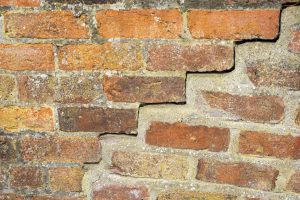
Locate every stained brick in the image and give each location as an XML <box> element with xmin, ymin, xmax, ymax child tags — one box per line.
<box><xmin>147</xmin><ymin>44</ymin><xmax>234</xmax><ymax>72</ymax></box>
<box><xmin>18</xmin><ymin>75</ymin><xmax>55</xmax><ymax>104</ymax></box>
<box><xmin>58</xmin><ymin>107</ymin><xmax>137</xmax><ymax>133</ymax></box>
<box><xmin>0</xmin><ymin>107</ymin><xmax>54</xmax><ymax>132</ymax></box>
<box><xmin>146</xmin><ymin>122</ymin><xmax>230</xmax><ymax>151</ymax></box>
<box><xmin>56</xmin><ymin>76</ymin><xmax>101</xmax><ymax>104</ymax></box>
<box><xmin>239</xmin><ymin>131</ymin><xmax>300</xmax><ymax>159</ymax></box>
<box><xmin>4</xmin><ymin>11</ymin><xmax>89</xmax><ymax>39</ymax></box>
<box><xmin>188</xmin><ymin>9</ymin><xmax>280</xmax><ymax>40</ymax></box>
<box><xmin>93</xmin><ymin>184</ymin><xmax>149</xmax><ymax>200</ymax></box>
<box><xmin>246</xmin><ymin>63</ymin><xmax>300</xmax><ymax>90</ymax></box>
<box><xmin>289</xmin><ymin>29</ymin><xmax>300</xmax><ymax>53</ymax></box>
<box><xmin>49</xmin><ymin>167</ymin><xmax>84</xmax><ymax>192</ymax></box>
<box><xmin>32</xmin><ymin>195</ymin><xmax>84</xmax><ymax>200</ymax></box>
<box><xmin>0</xmin><ymin>0</ymin><xmax>39</xmax><ymax>7</ymax></box>
<box><xmin>96</xmin><ymin>9</ymin><xmax>182</xmax><ymax>39</ymax></box>
<box><xmin>0</xmin><ymin>75</ymin><xmax>15</xmax><ymax>101</ymax></box>
<box><xmin>196</xmin><ymin>159</ymin><xmax>279</xmax><ymax>191</ymax></box>
<box><xmin>58</xmin><ymin>43</ymin><xmax>143</xmax><ymax>71</ymax></box>
<box><xmin>111</xmin><ymin>151</ymin><xmax>189</xmax><ymax>180</ymax></box>
<box><xmin>0</xmin><ymin>194</ymin><xmax>25</xmax><ymax>200</ymax></box>
<box><xmin>103</xmin><ymin>76</ymin><xmax>185</xmax><ymax>103</ymax></box>
<box><xmin>296</xmin><ymin>108</ymin><xmax>300</xmax><ymax>126</ymax></box>
<box><xmin>202</xmin><ymin>91</ymin><xmax>284</xmax><ymax>123</ymax></box>
<box><xmin>0</xmin><ymin>135</ymin><xmax>17</xmax><ymax>162</ymax></box>
<box><xmin>286</xmin><ymin>171</ymin><xmax>300</xmax><ymax>193</ymax></box>
<box><xmin>0</xmin><ymin>44</ymin><xmax>54</xmax><ymax>71</ymax></box>
<box><xmin>21</xmin><ymin>135</ymin><xmax>101</xmax><ymax>163</ymax></box>
<box><xmin>157</xmin><ymin>190</ymin><xmax>237</xmax><ymax>200</ymax></box>
<box><xmin>10</xmin><ymin>166</ymin><xmax>44</xmax><ymax>189</ymax></box>
<box><xmin>0</xmin><ymin>169</ymin><xmax>8</xmax><ymax>189</ymax></box>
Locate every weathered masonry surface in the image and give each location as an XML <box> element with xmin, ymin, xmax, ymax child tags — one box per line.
<box><xmin>0</xmin><ymin>0</ymin><xmax>300</xmax><ymax>200</ymax></box>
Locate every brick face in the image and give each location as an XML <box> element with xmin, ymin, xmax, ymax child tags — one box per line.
<box><xmin>0</xmin><ymin>0</ymin><xmax>39</xmax><ymax>7</ymax></box>
<box><xmin>196</xmin><ymin>159</ymin><xmax>279</xmax><ymax>191</ymax></box>
<box><xmin>0</xmin><ymin>107</ymin><xmax>54</xmax><ymax>132</ymax></box>
<box><xmin>103</xmin><ymin>76</ymin><xmax>186</xmax><ymax>103</ymax></box>
<box><xmin>0</xmin><ymin>135</ymin><xmax>17</xmax><ymax>161</ymax></box>
<box><xmin>93</xmin><ymin>184</ymin><xmax>149</xmax><ymax>200</ymax></box>
<box><xmin>111</xmin><ymin>151</ymin><xmax>189</xmax><ymax>180</ymax></box>
<box><xmin>96</xmin><ymin>9</ymin><xmax>182</xmax><ymax>39</ymax></box>
<box><xmin>21</xmin><ymin>135</ymin><xmax>101</xmax><ymax>163</ymax></box>
<box><xmin>32</xmin><ymin>196</ymin><xmax>84</xmax><ymax>200</ymax></box>
<box><xmin>246</xmin><ymin>63</ymin><xmax>300</xmax><ymax>90</ymax></box>
<box><xmin>146</xmin><ymin>122</ymin><xmax>230</xmax><ymax>151</ymax></box>
<box><xmin>188</xmin><ymin>9</ymin><xmax>280</xmax><ymax>40</ymax></box>
<box><xmin>202</xmin><ymin>91</ymin><xmax>285</xmax><ymax>123</ymax></box>
<box><xmin>9</xmin><ymin>166</ymin><xmax>44</xmax><ymax>189</ymax></box>
<box><xmin>286</xmin><ymin>171</ymin><xmax>300</xmax><ymax>193</ymax></box>
<box><xmin>0</xmin><ymin>44</ymin><xmax>54</xmax><ymax>71</ymax></box>
<box><xmin>147</xmin><ymin>44</ymin><xmax>234</xmax><ymax>72</ymax></box>
<box><xmin>58</xmin><ymin>107</ymin><xmax>137</xmax><ymax>133</ymax></box>
<box><xmin>4</xmin><ymin>11</ymin><xmax>89</xmax><ymax>39</ymax></box>
<box><xmin>0</xmin><ymin>194</ymin><xmax>25</xmax><ymax>200</ymax></box>
<box><xmin>239</xmin><ymin>131</ymin><xmax>300</xmax><ymax>159</ymax></box>
<box><xmin>58</xmin><ymin>43</ymin><xmax>143</xmax><ymax>71</ymax></box>
<box><xmin>157</xmin><ymin>190</ymin><xmax>237</xmax><ymax>200</ymax></box>
<box><xmin>0</xmin><ymin>75</ymin><xmax>15</xmax><ymax>101</ymax></box>
<box><xmin>48</xmin><ymin>167</ymin><xmax>84</xmax><ymax>192</ymax></box>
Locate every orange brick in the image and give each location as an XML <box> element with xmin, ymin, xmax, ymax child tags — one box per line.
<box><xmin>239</xmin><ymin>131</ymin><xmax>300</xmax><ymax>159</ymax></box>
<box><xmin>0</xmin><ymin>107</ymin><xmax>54</xmax><ymax>132</ymax></box>
<box><xmin>4</xmin><ymin>11</ymin><xmax>89</xmax><ymax>39</ymax></box>
<box><xmin>96</xmin><ymin>9</ymin><xmax>182</xmax><ymax>39</ymax></box>
<box><xmin>49</xmin><ymin>167</ymin><xmax>84</xmax><ymax>192</ymax></box>
<box><xmin>0</xmin><ymin>194</ymin><xmax>25</xmax><ymax>200</ymax></box>
<box><xmin>188</xmin><ymin>9</ymin><xmax>280</xmax><ymax>40</ymax></box>
<box><xmin>0</xmin><ymin>44</ymin><xmax>54</xmax><ymax>71</ymax></box>
<box><xmin>0</xmin><ymin>0</ymin><xmax>39</xmax><ymax>7</ymax></box>
<box><xmin>58</xmin><ymin>43</ymin><xmax>143</xmax><ymax>71</ymax></box>
<box><xmin>157</xmin><ymin>190</ymin><xmax>237</xmax><ymax>200</ymax></box>
<box><xmin>0</xmin><ymin>75</ymin><xmax>16</xmax><ymax>101</ymax></box>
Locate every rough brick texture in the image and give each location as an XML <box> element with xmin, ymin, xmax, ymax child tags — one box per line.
<box><xmin>4</xmin><ymin>11</ymin><xmax>89</xmax><ymax>39</ymax></box>
<box><xmin>147</xmin><ymin>44</ymin><xmax>234</xmax><ymax>72</ymax></box>
<box><xmin>188</xmin><ymin>10</ymin><xmax>280</xmax><ymax>40</ymax></box>
<box><xmin>103</xmin><ymin>76</ymin><xmax>185</xmax><ymax>103</ymax></box>
<box><xmin>202</xmin><ymin>91</ymin><xmax>285</xmax><ymax>123</ymax></box>
<box><xmin>0</xmin><ymin>1</ymin><xmax>299</xmax><ymax>200</ymax></box>
<box><xmin>146</xmin><ymin>122</ymin><xmax>230</xmax><ymax>151</ymax></box>
<box><xmin>196</xmin><ymin>159</ymin><xmax>279</xmax><ymax>191</ymax></box>
<box><xmin>93</xmin><ymin>184</ymin><xmax>149</xmax><ymax>200</ymax></box>
<box><xmin>0</xmin><ymin>44</ymin><xmax>54</xmax><ymax>71</ymax></box>
<box><xmin>96</xmin><ymin>9</ymin><xmax>182</xmax><ymax>39</ymax></box>
<box><xmin>239</xmin><ymin>131</ymin><xmax>300</xmax><ymax>159</ymax></box>
<box><xmin>21</xmin><ymin>135</ymin><xmax>101</xmax><ymax>163</ymax></box>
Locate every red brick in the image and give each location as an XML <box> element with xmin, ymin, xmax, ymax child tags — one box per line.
<box><xmin>188</xmin><ymin>9</ymin><xmax>280</xmax><ymax>40</ymax></box>
<box><xmin>0</xmin><ymin>0</ymin><xmax>39</xmax><ymax>7</ymax></box>
<box><xmin>0</xmin><ymin>194</ymin><xmax>24</xmax><ymax>200</ymax></box>
<box><xmin>103</xmin><ymin>76</ymin><xmax>185</xmax><ymax>103</ymax></box>
<box><xmin>111</xmin><ymin>151</ymin><xmax>189</xmax><ymax>180</ymax></box>
<box><xmin>289</xmin><ymin>29</ymin><xmax>300</xmax><ymax>53</ymax></box>
<box><xmin>0</xmin><ymin>44</ymin><xmax>54</xmax><ymax>71</ymax></box>
<box><xmin>196</xmin><ymin>159</ymin><xmax>279</xmax><ymax>191</ymax></box>
<box><xmin>147</xmin><ymin>44</ymin><xmax>233</xmax><ymax>72</ymax></box>
<box><xmin>93</xmin><ymin>184</ymin><xmax>149</xmax><ymax>200</ymax></box>
<box><xmin>9</xmin><ymin>166</ymin><xmax>44</xmax><ymax>189</ymax></box>
<box><xmin>0</xmin><ymin>135</ymin><xmax>17</xmax><ymax>162</ymax></box>
<box><xmin>4</xmin><ymin>11</ymin><xmax>89</xmax><ymax>39</ymax></box>
<box><xmin>58</xmin><ymin>107</ymin><xmax>137</xmax><ymax>133</ymax></box>
<box><xmin>239</xmin><ymin>131</ymin><xmax>300</xmax><ymax>159</ymax></box>
<box><xmin>286</xmin><ymin>171</ymin><xmax>300</xmax><ymax>193</ymax></box>
<box><xmin>96</xmin><ymin>9</ymin><xmax>182</xmax><ymax>39</ymax></box>
<box><xmin>56</xmin><ymin>75</ymin><xmax>102</xmax><ymax>104</ymax></box>
<box><xmin>0</xmin><ymin>75</ymin><xmax>16</xmax><ymax>101</ymax></box>
<box><xmin>32</xmin><ymin>195</ymin><xmax>84</xmax><ymax>200</ymax></box>
<box><xmin>18</xmin><ymin>75</ymin><xmax>55</xmax><ymax>104</ymax></box>
<box><xmin>247</xmin><ymin>63</ymin><xmax>300</xmax><ymax>90</ymax></box>
<box><xmin>21</xmin><ymin>135</ymin><xmax>101</xmax><ymax>163</ymax></box>
<box><xmin>202</xmin><ymin>91</ymin><xmax>284</xmax><ymax>123</ymax></box>
<box><xmin>0</xmin><ymin>107</ymin><xmax>54</xmax><ymax>132</ymax></box>
<box><xmin>48</xmin><ymin>167</ymin><xmax>84</xmax><ymax>192</ymax></box>
<box><xmin>157</xmin><ymin>190</ymin><xmax>237</xmax><ymax>200</ymax></box>
<box><xmin>58</xmin><ymin>43</ymin><xmax>143</xmax><ymax>71</ymax></box>
<box><xmin>146</xmin><ymin>122</ymin><xmax>230</xmax><ymax>151</ymax></box>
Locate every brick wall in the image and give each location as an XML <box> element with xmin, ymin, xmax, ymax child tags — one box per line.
<box><xmin>0</xmin><ymin>0</ymin><xmax>299</xmax><ymax>200</ymax></box>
